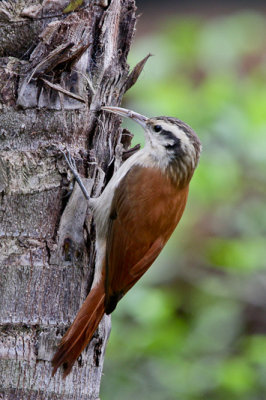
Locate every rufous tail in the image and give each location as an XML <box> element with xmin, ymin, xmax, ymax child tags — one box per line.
<box><xmin>52</xmin><ymin>277</ymin><xmax>105</xmax><ymax>377</ymax></box>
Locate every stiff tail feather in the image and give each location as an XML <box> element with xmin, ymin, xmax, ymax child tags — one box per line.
<box><xmin>52</xmin><ymin>277</ymin><xmax>105</xmax><ymax>377</ymax></box>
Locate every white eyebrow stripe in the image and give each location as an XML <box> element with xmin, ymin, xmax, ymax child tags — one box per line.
<box><xmin>157</xmin><ymin>120</ymin><xmax>191</xmax><ymax>146</ymax></box>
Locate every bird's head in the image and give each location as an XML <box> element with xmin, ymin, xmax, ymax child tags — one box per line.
<box><xmin>102</xmin><ymin>106</ymin><xmax>201</xmax><ymax>186</ymax></box>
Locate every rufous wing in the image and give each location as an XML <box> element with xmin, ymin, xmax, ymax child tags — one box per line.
<box><xmin>104</xmin><ymin>165</ymin><xmax>189</xmax><ymax>314</ymax></box>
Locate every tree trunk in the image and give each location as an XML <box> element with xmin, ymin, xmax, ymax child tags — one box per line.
<box><xmin>0</xmin><ymin>0</ymin><xmax>139</xmax><ymax>398</ymax></box>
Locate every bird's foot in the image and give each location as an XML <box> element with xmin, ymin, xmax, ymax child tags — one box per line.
<box><xmin>61</xmin><ymin>150</ymin><xmax>90</xmax><ymax>201</ymax></box>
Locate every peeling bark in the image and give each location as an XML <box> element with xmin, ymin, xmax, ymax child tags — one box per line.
<box><xmin>0</xmin><ymin>0</ymin><xmax>140</xmax><ymax>398</ymax></box>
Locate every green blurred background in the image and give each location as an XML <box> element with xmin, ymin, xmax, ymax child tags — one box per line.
<box><xmin>101</xmin><ymin>2</ymin><xmax>266</xmax><ymax>399</ymax></box>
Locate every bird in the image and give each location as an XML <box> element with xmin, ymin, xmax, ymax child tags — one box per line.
<box><xmin>52</xmin><ymin>106</ymin><xmax>201</xmax><ymax>377</ymax></box>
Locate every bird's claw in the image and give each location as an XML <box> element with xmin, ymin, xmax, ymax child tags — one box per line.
<box><xmin>61</xmin><ymin>149</ymin><xmax>90</xmax><ymax>201</ymax></box>
<box><xmin>61</xmin><ymin>150</ymin><xmax>78</xmax><ymax>176</ymax></box>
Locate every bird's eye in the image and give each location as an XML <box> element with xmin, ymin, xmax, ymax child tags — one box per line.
<box><xmin>154</xmin><ymin>125</ymin><xmax>162</xmax><ymax>132</ymax></box>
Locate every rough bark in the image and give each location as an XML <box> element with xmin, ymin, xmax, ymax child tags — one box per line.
<box><xmin>0</xmin><ymin>0</ymin><xmax>142</xmax><ymax>398</ymax></box>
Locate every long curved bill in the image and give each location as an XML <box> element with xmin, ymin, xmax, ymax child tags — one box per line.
<box><xmin>101</xmin><ymin>106</ymin><xmax>148</xmax><ymax>129</ymax></box>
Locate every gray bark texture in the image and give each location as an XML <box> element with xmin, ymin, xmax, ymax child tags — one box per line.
<box><xmin>0</xmin><ymin>0</ymin><xmax>145</xmax><ymax>398</ymax></box>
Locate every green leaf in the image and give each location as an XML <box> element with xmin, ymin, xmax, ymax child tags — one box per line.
<box><xmin>219</xmin><ymin>358</ymin><xmax>255</xmax><ymax>394</ymax></box>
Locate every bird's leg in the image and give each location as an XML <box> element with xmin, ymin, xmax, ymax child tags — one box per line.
<box><xmin>62</xmin><ymin>150</ymin><xmax>90</xmax><ymax>201</ymax></box>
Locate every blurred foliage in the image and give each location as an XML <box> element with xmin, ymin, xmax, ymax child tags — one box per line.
<box><xmin>101</xmin><ymin>11</ymin><xmax>266</xmax><ymax>400</ymax></box>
